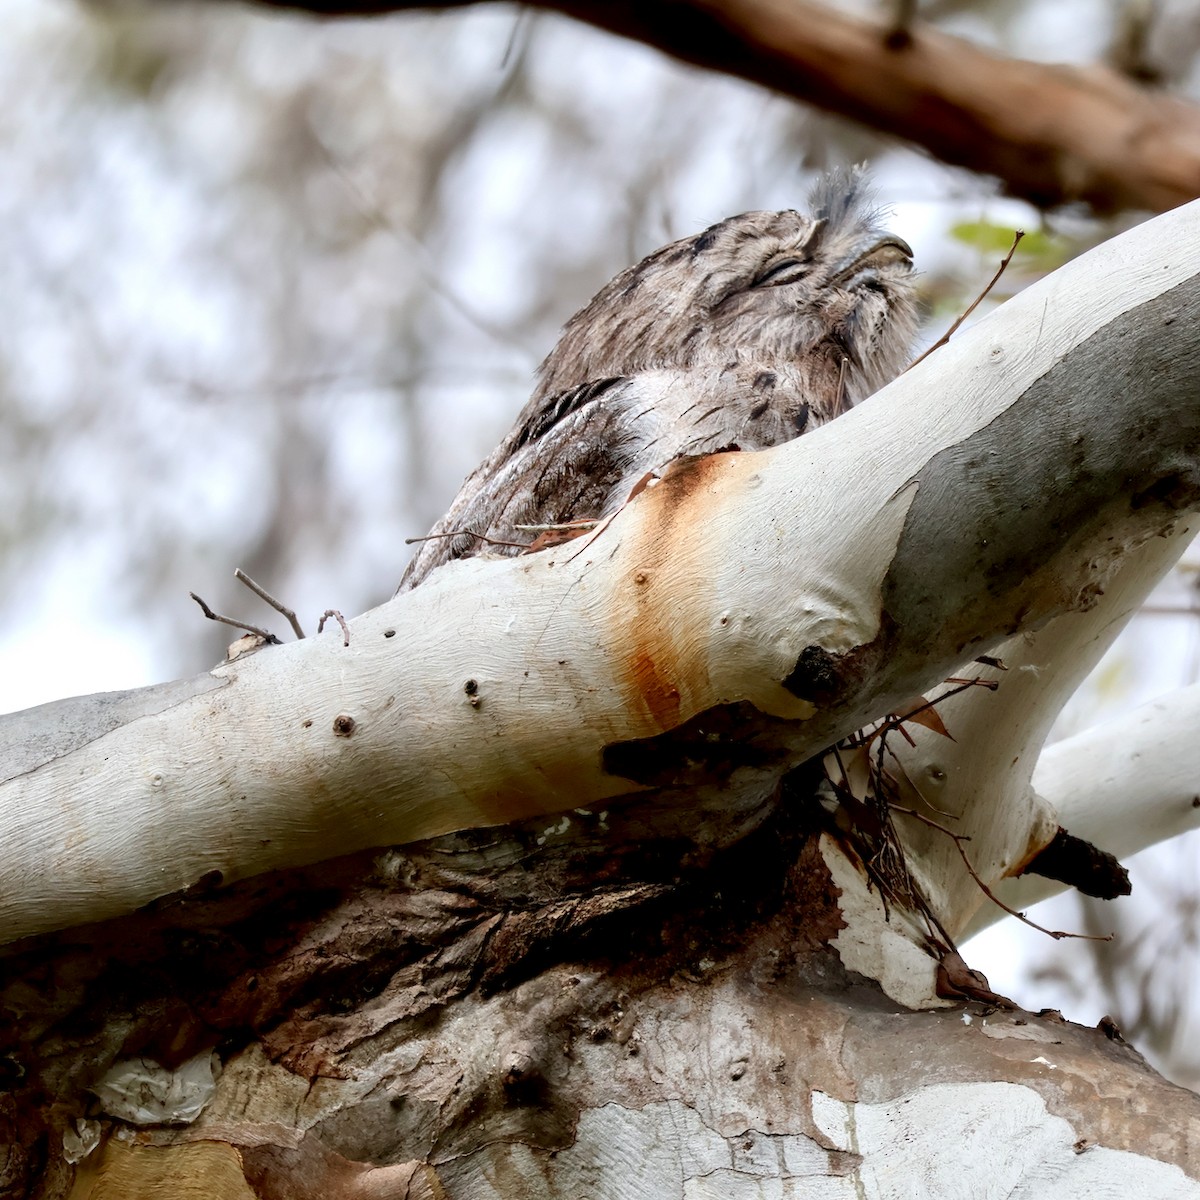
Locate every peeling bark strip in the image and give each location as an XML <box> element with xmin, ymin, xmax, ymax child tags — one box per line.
<box><xmin>2</xmin><ymin>203</ymin><xmax>1200</xmax><ymax>945</ymax></box>
<box><xmin>220</xmin><ymin>0</ymin><xmax>1200</xmax><ymax>213</ymax></box>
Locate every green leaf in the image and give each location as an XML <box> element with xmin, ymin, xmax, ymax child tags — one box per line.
<box><xmin>950</xmin><ymin>220</ymin><xmax>1068</xmax><ymax>270</ymax></box>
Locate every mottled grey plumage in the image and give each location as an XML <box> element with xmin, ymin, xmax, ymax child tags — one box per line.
<box><xmin>400</xmin><ymin>170</ymin><xmax>917</xmax><ymax>591</ymax></box>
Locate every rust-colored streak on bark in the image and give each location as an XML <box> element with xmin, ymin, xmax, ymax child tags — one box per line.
<box><xmin>629</xmin><ymin>645</ymin><xmax>682</xmax><ymax>729</ymax></box>
<box><xmin>617</xmin><ymin>452</ymin><xmax>736</xmax><ymax>731</ymax></box>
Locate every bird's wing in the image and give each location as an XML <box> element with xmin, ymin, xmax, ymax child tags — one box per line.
<box><xmin>510</xmin><ymin>376</ymin><xmax>627</xmax><ymax>453</ymax></box>
<box><xmin>398</xmin><ymin>361</ymin><xmax>819</xmax><ymax>591</ymax></box>
<box><xmin>398</xmin><ymin>376</ymin><xmax>639</xmax><ymax>590</ymax></box>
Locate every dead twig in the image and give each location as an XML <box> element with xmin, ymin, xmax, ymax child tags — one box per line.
<box><xmin>889</xmin><ymin>803</ymin><xmax>1113</xmax><ymax>942</ymax></box>
<box><xmin>826</xmin><ymin>661</ymin><xmax>1108</xmax><ymax>946</ymax></box>
<box><xmin>850</xmin><ymin>674</ymin><xmax>999</xmax><ymax>750</ymax></box>
<box><xmin>907</xmin><ymin>229</ymin><xmax>1025</xmax><ymax>370</ymax></box>
<box><xmin>318</xmin><ymin>609</ymin><xmax>351</xmax><ymax>647</ymax></box>
<box><xmin>235</xmin><ymin>568</ymin><xmax>306</xmax><ymax>640</ymax></box>
<box><xmin>878</xmin><ymin>737</ymin><xmax>959</xmax><ymax>819</ymax></box>
<box><xmin>513</xmin><ymin>520</ymin><xmax>601</xmax><ymax>533</ymax></box>
<box><xmin>188</xmin><ymin>592</ymin><xmax>281</xmax><ymax>644</ymax></box>
<box><xmin>405</xmin><ymin>528</ymin><xmax>530</xmax><ymax>551</ymax></box>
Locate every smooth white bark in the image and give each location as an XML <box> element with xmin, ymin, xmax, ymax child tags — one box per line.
<box><xmin>873</xmin><ymin>523</ymin><xmax>1196</xmax><ymax>953</ymax></box>
<box><xmin>3</xmin><ymin>199</ymin><xmax>1200</xmax><ymax>951</ymax></box>
<box><xmin>1037</xmin><ymin>684</ymin><xmax>1200</xmax><ymax>860</ymax></box>
<box><xmin>958</xmin><ymin>682</ymin><xmax>1200</xmax><ymax>930</ymax></box>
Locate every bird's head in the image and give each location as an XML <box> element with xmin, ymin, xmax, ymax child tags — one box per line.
<box><xmin>534</xmin><ymin>169</ymin><xmax>917</xmax><ymax>409</ymax></box>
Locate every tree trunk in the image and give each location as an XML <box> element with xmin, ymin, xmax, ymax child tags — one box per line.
<box><xmin>4</xmin><ymin>199</ymin><xmax>1200</xmax><ymax>1199</ymax></box>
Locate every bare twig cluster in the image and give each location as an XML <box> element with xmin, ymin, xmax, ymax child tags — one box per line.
<box><xmin>823</xmin><ymin>668</ymin><xmax>1111</xmax><ymax>948</ymax></box>
<box><xmin>190</xmin><ymin>570</ymin><xmax>351</xmax><ymax>650</ymax></box>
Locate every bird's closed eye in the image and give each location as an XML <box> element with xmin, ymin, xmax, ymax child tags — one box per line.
<box><xmin>753</xmin><ymin>258</ymin><xmax>808</xmax><ymax>287</ymax></box>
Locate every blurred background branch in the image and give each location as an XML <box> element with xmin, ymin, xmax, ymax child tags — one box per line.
<box><xmin>222</xmin><ymin>0</ymin><xmax>1200</xmax><ymax>213</ymax></box>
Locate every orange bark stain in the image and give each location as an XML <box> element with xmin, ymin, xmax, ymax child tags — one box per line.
<box><xmin>615</xmin><ymin>450</ymin><xmax>744</xmax><ymax>732</ymax></box>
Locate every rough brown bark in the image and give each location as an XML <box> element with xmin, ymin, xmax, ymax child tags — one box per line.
<box><xmin>6</xmin><ymin>778</ymin><xmax>1199</xmax><ymax>1198</ymax></box>
<box><xmin>214</xmin><ymin>0</ymin><xmax>1200</xmax><ymax>213</ymax></box>
<box><xmin>0</xmin><ymin>768</ymin><xmax>809</xmax><ymax>1196</ymax></box>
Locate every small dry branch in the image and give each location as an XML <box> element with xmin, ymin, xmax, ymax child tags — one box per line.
<box><xmin>188</xmin><ymin>592</ymin><xmax>281</xmax><ymax>644</ymax></box>
<box><xmin>908</xmin><ymin>229</ymin><xmax>1025</xmax><ymax>370</ymax></box>
<box><xmin>827</xmin><ymin>667</ymin><xmax>1109</xmax><ymax>945</ymax></box>
<box><xmin>889</xmin><ymin>804</ymin><xmax>1112</xmax><ymax>943</ymax></box>
<box><xmin>235</xmin><ymin>569</ymin><xmax>306</xmax><ymax>640</ymax></box>
<box><xmin>318</xmin><ymin>609</ymin><xmax>351</xmax><ymax>647</ymax></box>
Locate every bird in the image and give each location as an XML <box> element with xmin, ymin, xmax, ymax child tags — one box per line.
<box><xmin>399</xmin><ymin>168</ymin><xmax>917</xmax><ymax>592</ymax></box>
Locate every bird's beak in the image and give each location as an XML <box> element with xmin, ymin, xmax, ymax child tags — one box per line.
<box><xmin>832</xmin><ymin>235</ymin><xmax>914</xmax><ymax>284</ymax></box>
